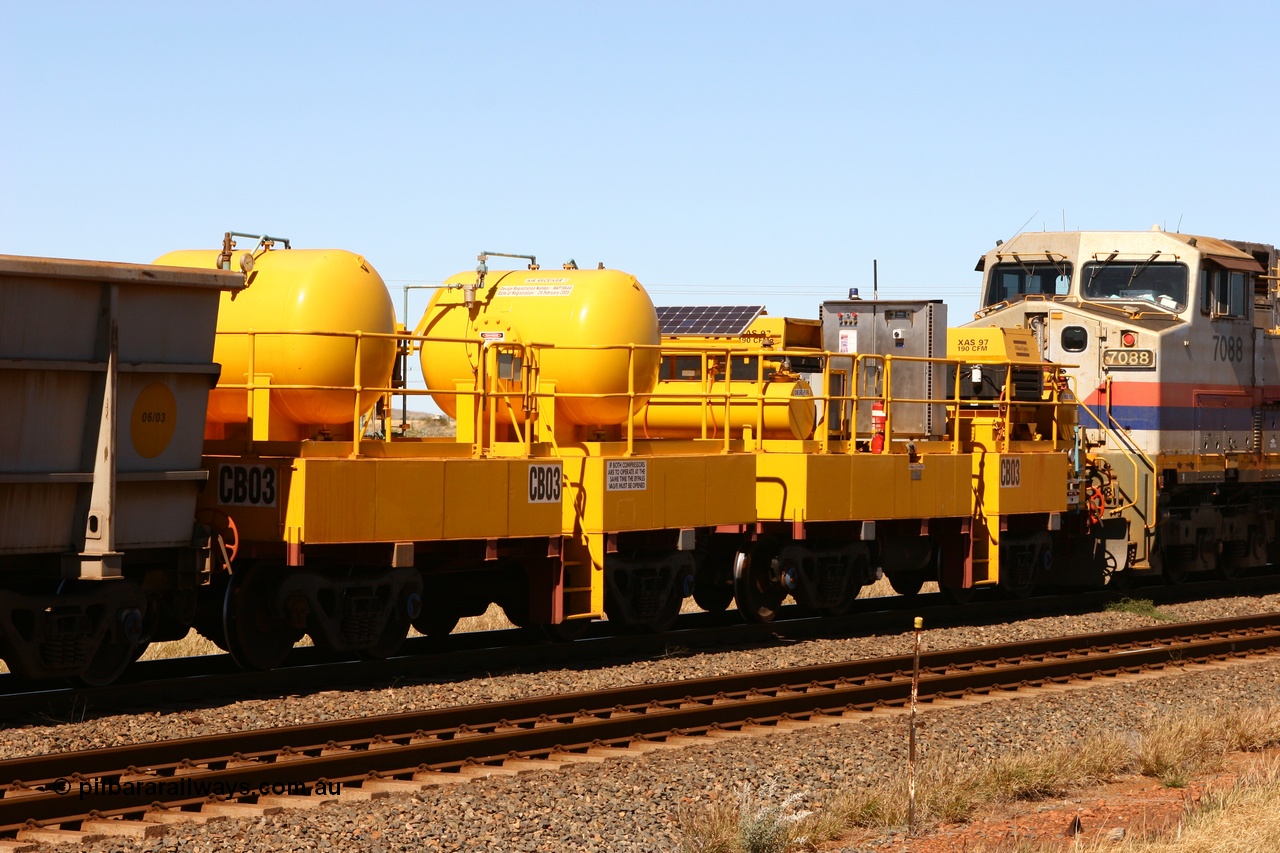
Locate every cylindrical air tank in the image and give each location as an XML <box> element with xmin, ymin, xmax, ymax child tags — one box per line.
<box><xmin>154</xmin><ymin>247</ymin><xmax>396</xmax><ymax>434</ymax></box>
<box><xmin>635</xmin><ymin>376</ymin><xmax>817</xmax><ymax>440</ymax></box>
<box><xmin>416</xmin><ymin>267</ymin><xmax>660</xmax><ymax>425</ymax></box>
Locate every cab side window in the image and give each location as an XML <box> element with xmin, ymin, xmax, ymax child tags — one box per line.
<box><xmin>1201</xmin><ymin>266</ymin><xmax>1250</xmax><ymax>319</ymax></box>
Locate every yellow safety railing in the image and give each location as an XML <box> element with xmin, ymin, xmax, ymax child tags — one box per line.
<box><xmin>1066</xmin><ymin>373</ymin><xmax>1156</xmax><ymax>531</ymax></box>
<box><xmin>213</xmin><ymin>328</ymin><xmax>1075</xmax><ymax>463</ymax></box>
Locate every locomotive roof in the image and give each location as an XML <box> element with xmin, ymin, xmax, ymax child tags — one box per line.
<box><xmin>975</xmin><ymin>229</ymin><xmax>1264</xmax><ymax>273</ymax></box>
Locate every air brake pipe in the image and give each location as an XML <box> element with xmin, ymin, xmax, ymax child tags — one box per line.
<box><xmin>467</xmin><ymin>251</ymin><xmax>540</xmax><ymax>307</ymax></box>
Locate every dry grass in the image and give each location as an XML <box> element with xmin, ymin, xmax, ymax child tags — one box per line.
<box><xmin>677</xmin><ymin>779</ymin><xmax>813</xmax><ymax>853</ymax></box>
<box><xmin>1128</xmin><ymin>755</ymin><xmax>1280</xmax><ymax>852</ymax></box>
<box><xmin>1106</xmin><ymin>597</ymin><xmax>1176</xmax><ymax>621</ymax></box>
<box><xmin>676</xmin><ymin>705</ymin><xmax>1280</xmax><ymax>853</ymax></box>
<box><xmin>1026</xmin><ymin>755</ymin><xmax>1280</xmax><ymax>853</ymax></box>
<box><xmin>137</xmin><ymin>630</ymin><xmax>223</xmax><ymax>661</ymax></box>
<box><xmin>399</xmin><ymin>413</ymin><xmax>455</xmax><ymax>438</ymax></box>
<box><xmin>452</xmin><ymin>602</ymin><xmax>517</xmax><ymax>633</ymax></box>
<box><xmin>857</xmin><ymin>576</ymin><xmax>941</xmax><ymax>598</ymax></box>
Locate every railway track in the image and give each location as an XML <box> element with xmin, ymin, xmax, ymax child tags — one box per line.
<box><xmin>3</xmin><ymin>612</ymin><xmax>1280</xmax><ymax>843</ymax></box>
<box><xmin>3</xmin><ymin>575</ymin><xmax>1277</xmax><ymax>722</ymax></box>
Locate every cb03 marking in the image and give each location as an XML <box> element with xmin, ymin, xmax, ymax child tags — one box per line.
<box><xmin>1000</xmin><ymin>457</ymin><xmax>1021</xmax><ymax>488</ymax></box>
<box><xmin>217</xmin><ymin>464</ymin><xmax>278</xmax><ymax>507</ymax></box>
<box><xmin>527</xmin><ymin>463</ymin><xmax>562</xmax><ymax>503</ymax></box>
<box><xmin>1102</xmin><ymin>348</ymin><xmax>1156</xmax><ymax>369</ymax></box>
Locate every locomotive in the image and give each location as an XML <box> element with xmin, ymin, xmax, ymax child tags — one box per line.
<box><xmin>1</xmin><ymin>226</ymin><xmax>1274</xmax><ymax>683</ymax></box>
<box><xmin>969</xmin><ymin>227</ymin><xmax>1280</xmax><ymax>583</ymax></box>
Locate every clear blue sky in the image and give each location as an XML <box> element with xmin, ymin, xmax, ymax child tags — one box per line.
<box><xmin>5</xmin><ymin>1</ymin><xmax>1278</xmax><ymax>337</ymax></box>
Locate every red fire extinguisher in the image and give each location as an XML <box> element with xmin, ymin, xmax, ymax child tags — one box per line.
<box><xmin>871</xmin><ymin>400</ymin><xmax>886</xmax><ymax>454</ymax></box>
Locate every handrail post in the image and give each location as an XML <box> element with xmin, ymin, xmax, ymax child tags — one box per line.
<box><xmin>951</xmin><ymin>357</ymin><xmax>962</xmax><ymax>455</ymax></box>
<box><xmin>626</xmin><ymin>343</ymin><xmax>635</xmax><ymax>457</ymax></box>
<box><xmin>246</xmin><ymin>330</ymin><xmax>256</xmax><ymax>455</ymax></box>
<box><xmin>747</xmin><ymin>343</ymin><xmax>757</xmax><ymax>440</ymax></box>
<box><xmin>883</xmin><ymin>356</ymin><xmax>892</xmax><ymax>449</ymax></box>
<box><xmin>351</xmin><ymin>332</ymin><xmax>363</xmax><ymax>457</ymax></box>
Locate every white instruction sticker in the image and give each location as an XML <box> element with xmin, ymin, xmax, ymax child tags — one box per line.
<box><xmin>606</xmin><ymin>459</ymin><xmax>647</xmax><ymax>491</ymax></box>
<box><xmin>496</xmin><ymin>285</ymin><xmax>574</xmax><ymax>297</ymax></box>
<box><xmin>838</xmin><ymin>329</ymin><xmax>857</xmax><ymax>354</ymax></box>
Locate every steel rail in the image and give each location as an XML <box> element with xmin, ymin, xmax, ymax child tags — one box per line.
<box><xmin>2</xmin><ymin>613</ymin><xmax>1279</xmax><ymax>833</ymax></box>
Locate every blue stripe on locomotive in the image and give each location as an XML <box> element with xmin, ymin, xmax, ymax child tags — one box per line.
<box><xmin>1078</xmin><ymin>404</ymin><xmax>1254</xmax><ymax>433</ymax></box>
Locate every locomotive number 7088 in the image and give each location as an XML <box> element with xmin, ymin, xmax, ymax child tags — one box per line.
<box><xmin>1213</xmin><ymin>334</ymin><xmax>1245</xmax><ymax>363</ymax></box>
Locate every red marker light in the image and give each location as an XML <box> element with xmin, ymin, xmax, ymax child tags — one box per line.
<box><xmin>1121</xmin><ymin>332</ymin><xmax>1136</xmax><ymax>347</ymax></box>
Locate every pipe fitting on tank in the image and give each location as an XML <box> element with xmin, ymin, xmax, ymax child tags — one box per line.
<box><xmin>466</xmin><ymin>259</ymin><xmax>486</xmax><ymax>308</ymax></box>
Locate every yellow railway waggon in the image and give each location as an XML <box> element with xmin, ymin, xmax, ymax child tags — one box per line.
<box><xmin>144</xmin><ymin>235</ymin><xmax>1084</xmax><ymax>673</ymax></box>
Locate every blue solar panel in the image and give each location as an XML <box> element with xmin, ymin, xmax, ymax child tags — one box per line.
<box><xmin>655</xmin><ymin>305</ymin><xmax>764</xmax><ymax>336</ymax></box>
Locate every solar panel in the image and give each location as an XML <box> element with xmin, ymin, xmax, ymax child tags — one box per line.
<box><xmin>655</xmin><ymin>305</ymin><xmax>764</xmax><ymax>336</ymax></box>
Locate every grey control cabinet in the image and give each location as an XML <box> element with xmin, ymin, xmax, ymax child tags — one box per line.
<box><xmin>819</xmin><ymin>299</ymin><xmax>947</xmax><ymax>441</ymax></box>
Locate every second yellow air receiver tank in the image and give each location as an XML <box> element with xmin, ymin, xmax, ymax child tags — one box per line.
<box><xmin>416</xmin><ymin>267</ymin><xmax>661</xmax><ymax>425</ymax></box>
<box><xmin>156</xmin><ymin>247</ymin><xmax>396</xmax><ymax>438</ymax></box>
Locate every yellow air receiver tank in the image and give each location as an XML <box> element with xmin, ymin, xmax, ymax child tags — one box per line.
<box><xmin>155</xmin><ymin>247</ymin><xmax>396</xmax><ymax>439</ymax></box>
<box><xmin>416</xmin><ymin>267</ymin><xmax>661</xmax><ymax>426</ymax></box>
<box><xmin>636</xmin><ymin>376</ymin><xmax>817</xmax><ymax>440</ymax></box>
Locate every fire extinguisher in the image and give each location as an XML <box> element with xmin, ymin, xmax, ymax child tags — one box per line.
<box><xmin>871</xmin><ymin>400</ymin><xmax>886</xmax><ymax>454</ymax></box>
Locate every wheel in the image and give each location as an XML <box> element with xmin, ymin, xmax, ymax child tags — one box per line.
<box><xmin>542</xmin><ymin>618</ymin><xmax>591</xmax><ymax>641</ymax></box>
<box><xmin>692</xmin><ymin>580</ymin><xmax>734</xmax><ymax>613</ymax></box>
<box><xmin>818</xmin><ymin>555</ymin><xmax>865</xmax><ymax>616</ymax></box>
<box><xmin>194</xmin><ymin>573</ymin><xmax>230</xmax><ymax>650</ymax></box>
<box><xmin>999</xmin><ymin>563</ymin><xmax>1037</xmax><ymax>600</ymax></box>
<box><xmin>61</xmin><ymin>581</ymin><xmax>146</xmax><ymax>687</ymax></box>
<box><xmin>888</xmin><ymin>571</ymin><xmax>926</xmax><ymax>598</ymax></box>
<box><xmin>1105</xmin><ymin>568</ymin><xmax>1135</xmax><ymax>590</ymax></box>
<box><xmin>361</xmin><ymin>595</ymin><xmax>414</xmax><ymax>659</ymax></box>
<box><xmin>734</xmin><ymin>545</ymin><xmax>785</xmax><ymax>623</ymax></box>
<box><xmin>78</xmin><ymin>633</ymin><xmax>142</xmax><ymax>687</ymax></box>
<box><xmin>412</xmin><ymin>607</ymin><xmax>461</xmax><ymax>638</ymax></box>
<box><xmin>640</xmin><ymin>581</ymin><xmax>684</xmax><ymax>632</ymax></box>
<box><xmin>1163</xmin><ymin>561</ymin><xmax>1190</xmax><ymax>585</ymax></box>
<box><xmin>819</xmin><ymin>579</ymin><xmax>862</xmax><ymax>617</ymax></box>
<box><xmin>223</xmin><ymin>562</ymin><xmax>301</xmax><ymax>671</ymax></box>
<box><xmin>940</xmin><ymin>583</ymin><xmax>977</xmax><ymax>605</ymax></box>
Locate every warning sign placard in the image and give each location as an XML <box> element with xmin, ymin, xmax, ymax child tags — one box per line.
<box><xmin>606</xmin><ymin>459</ymin><xmax>647</xmax><ymax>491</ymax></box>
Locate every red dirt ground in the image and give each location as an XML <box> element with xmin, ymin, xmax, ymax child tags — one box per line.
<box><xmin>822</xmin><ymin>752</ymin><xmax>1271</xmax><ymax>853</ymax></box>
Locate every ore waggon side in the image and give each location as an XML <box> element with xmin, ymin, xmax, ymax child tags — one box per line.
<box><xmin>0</xmin><ymin>254</ymin><xmax>242</xmax><ymax>683</ymax></box>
